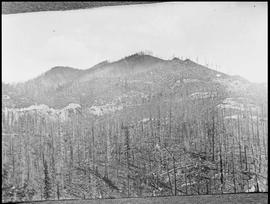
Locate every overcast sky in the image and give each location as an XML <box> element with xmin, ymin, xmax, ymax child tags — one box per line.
<box><xmin>2</xmin><ymin>2</ymin><xmax>267</xmax><ymax>83</ymax></box>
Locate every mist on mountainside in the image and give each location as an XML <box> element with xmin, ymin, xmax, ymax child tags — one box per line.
<box><xmin>2</xmin><ymin>52</ymin><xmax>268</xmax><ymax>202</ymax></box>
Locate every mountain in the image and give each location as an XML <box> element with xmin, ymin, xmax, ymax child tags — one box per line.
<box><xmin>2</xmin><ymin>53</ymin><xmax>268</xmax><ymax>201</ymax></box>
<box><xmin>2</xmin><ymin>52</ymin><xmax>267</xmax><ymax>125</ymax></box>
<box><xmin>2</xmin><ymin>53</ymin><xmax>266</xmax><ymax>110</ymax></box>
<box><xmin>2</xmin><ymin>53</ymin><xmax>265</xmax><ymax>113</ymax></box>
<box><xmin>32</xmin><ymin>66</ymin><xmax>83</xmax><ymax>88</ymax></box>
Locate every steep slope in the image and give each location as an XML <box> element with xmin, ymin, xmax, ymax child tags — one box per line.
<box><xmin>2</xmin><ymin>53</ymin><xmax>268</xmax><ymax>201</ymax></box>
<box><xmin>31</xmin><ymin>66</ymin><xmax>83</xmax><ymax>89</ymax></box>
<box><xmin>78</xmin><ymin>54</ymin><xmax>165</xmax><ymax>82</ymax></box>
<box><xmin>2</xmin><ymin>66</ymin><xmax>84</xmax><ymax>108</ymax></box>
<box><xmin>2</xmin><ymin>53</ymin><xmax>266</xmax><ymax>110</ymax></box>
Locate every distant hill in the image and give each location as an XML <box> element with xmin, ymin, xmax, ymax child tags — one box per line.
<box><xmin>2</xmin><ymin>52</ymin><xmax>266</xmax><ymax>109</ymax></box>
<box><xmin>31</xmin><ymin>66</ymin><xmax>83</xmax><ymax>89</ymax></box>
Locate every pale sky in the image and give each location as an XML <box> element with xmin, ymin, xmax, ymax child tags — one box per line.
<box><xmin>2</xmin><ymin>2</ymin><xmax>268</xmax><ymax>83</ymax></box>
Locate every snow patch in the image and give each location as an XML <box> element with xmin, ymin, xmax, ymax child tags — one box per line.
<box><xmin>224</xmin><ymin>115</ymin><xmax>240</xmax><ymax>120</ymax></box>
<box><xmin>181</xmin><ymin>181</ymin><xmax>196</xmax><ymax>187</ymax></box>
<box><xmin>189</xmin><ymin>92</ymin><xmax>214</xmax><ymax>100</ymax></box>
<box><xmin>3</xmin><ymin>103</ymin><xmax>82</xmax><ymax>123</ymax></box>
<box><xmin>138</xmin><ymin>118</ymin><xmax>151</xmax><ymax>123</ymax></box>
<box><xmin>128</xmin><ymin>80</ymin><xmax>153</xmax><ymax>84</ymax></box>
<box><xmin>89</xmin><ymin>104</ymin><xmax>123</xmax><ymax>116</ymax></box>
<box><xmin>217</xmin><ymin>98</ymin><xmax>258</xmax><ymax>112</ymax></box>
<box><xmin>214</xmin><ymin>78</ymin><xmax>248</xmax><ymax>93</ymax></box>
<box><xmin>183</xmin><ymin>78</ymin><xmax>199</xmax><ymax>83</ymax></box>
<box><xmin>3</xmin><ymin>95</ymin><xmax>10</xmax><ymax>100</ymax></box>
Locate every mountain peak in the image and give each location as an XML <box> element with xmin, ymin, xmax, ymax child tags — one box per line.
<box><xmin>41</xmin><ymin>66</ymin><xmax>82</xmax><ymax>79</ymax></box>
<box><xmin>183</xmin><ymin>58</ymin><xmax>202</xmax><ymax>67</ymax></box>
<box><xmin>119</xmin><ymin>52</ymin><xmax>164</xmax><ymax>65</ymax></box>
<box><xmin>171</xmin><ymin>57</ymin><xmax>185</xmax><ymax>63</ymax></box>
<box><xmin>26</xmin><ymin>66</ymin><xmax>84</xmax><ymax>89</ymax></box>
<box><xmin>172</xmin><ymin>57</ymin><xmax>180</xmax><ymax>61</ymax></box>
<box><xmin>184</xmin><ymin>58</ymin><xmax>194</xmax><ymax>63</ymax></box>
<box><xmin>48</xmin><ymin>66</ymin><xmax>80</xmax><ymax>74</ymax></box>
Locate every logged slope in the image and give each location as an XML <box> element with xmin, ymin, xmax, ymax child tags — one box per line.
<box><xmin>2</xmin><ymin>53</ymin><xmax>268</xmax><ymax>202</ymax></box>
<box><xmin>2</xmin><ymin>53</ymin><xmax>266</xmax><ymax>110</ymax></box>
<box><xmin>2</xmin><ymin>53</ymin><xmax>235</xmax><ymax>108</ymax></box>
<box><xmin>33</xmin><ymin>66</ymin><xmax>83</xmax><ymax>89</ymax></box>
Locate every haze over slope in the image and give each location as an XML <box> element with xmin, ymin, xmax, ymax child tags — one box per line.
<box><xmin>2</xmin><ymin>53</ymin><xmax>268</xmax><ymax>202</ymax></box>
<box><xmin>2</xmin><ymin>53</ymin><xmax>266</xmax><ymax>119</ymax></box>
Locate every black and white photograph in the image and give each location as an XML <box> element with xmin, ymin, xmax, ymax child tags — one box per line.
<box><xmin>2</xmin><ymin>2</ymin><xmax>268</xmax><ymax>203</ymax></box>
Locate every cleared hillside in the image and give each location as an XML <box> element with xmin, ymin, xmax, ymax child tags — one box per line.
<box><xmin>2</xmin><ymin>53</ymin><xmax>267</xmax><ymax>202</ymax></box>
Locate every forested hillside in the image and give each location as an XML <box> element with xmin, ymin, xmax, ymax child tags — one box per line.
<box><xmin>2</xmin><ymin>53</ymin><xmax>268</xmax><ymax>202</ymax></box>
